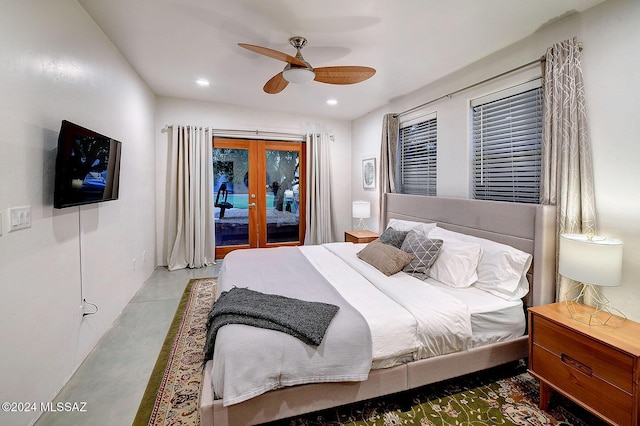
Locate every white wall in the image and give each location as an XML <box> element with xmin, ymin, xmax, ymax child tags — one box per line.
<box><xmin>155</xmin><ymin>97</ymin><xmax>352</xmax><ymax>264</ymax></box>
<box><xmin>0</xmin><ymin>2</ymin><xmax>157</xmax><ymax>425</ymax></box>
<box><xmin>352</xmin><ymin>0</ymin><xmax>640</xmax><ymax>321</ymax></box>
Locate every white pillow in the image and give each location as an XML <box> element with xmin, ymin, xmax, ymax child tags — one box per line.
<box><xmin>428</xmin><ymin>227</ymin><xmax>532</xmax><ymax>300</ymax></box>
<box><xmin>429</xmin><ymin>240</ymin><xmax>482</xmax><ymax>288</ymax></box>
<box><xmin>386</xmin><ymin>218</ymin><xmax>436</xmax><ymax>237</ymax></box>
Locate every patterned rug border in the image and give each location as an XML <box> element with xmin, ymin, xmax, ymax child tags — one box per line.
<box><xmin>133</xmin><ymin>277</ymin><xmax>216</xmax><ymax>426</ymax></box>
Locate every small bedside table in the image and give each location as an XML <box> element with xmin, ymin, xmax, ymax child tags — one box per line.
<box><xmin>344</xmin><ymin>230</ymin><xmax>378</xmax><ymax>244</ymax></box>
<box><xmin>528</xmin><ymin>302</ymin><xmax>640</xmax><ymax>426</ymax></box>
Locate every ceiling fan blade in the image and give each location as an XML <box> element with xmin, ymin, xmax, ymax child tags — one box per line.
<box><xmin>238</xmin><ymin>43</ymin><xmax>307</xmax><ymax>67</ymax></box>
<box><xmin>313</xmin><ymin>66</ymin><xmax>376</xmax><ymax>85</ymax></box>
<box><xmin>263</xmin><ymin>72</ymin><xmax>289</xmax><ymax>94</ymax></box>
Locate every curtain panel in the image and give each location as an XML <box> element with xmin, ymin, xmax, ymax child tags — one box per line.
<box><xmin>304</xmin><ymin>133</ymin><xmax>333</xmax><ymax>244</ymax></box>
<box><xmin>166</xmin><ymin>125</ymin><xmax>216</xmax><ymax>271</ymax></box>
<box><xmin>540</xmin><ymin>37</ymin><xmax>597</xmax><ymax>301</ymax></box>
<box><xmin>378</xmin><ymin>114</ymin><xmax>399</xmax><ymax>231</ymax></box>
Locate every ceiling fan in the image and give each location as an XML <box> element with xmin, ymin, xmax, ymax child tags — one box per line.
<box><xmin>238</xmin><ymin>36</ymin><xmax>376</xmax><ymax>94</ymax></box>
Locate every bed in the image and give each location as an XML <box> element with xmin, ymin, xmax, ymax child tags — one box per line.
<box><xmin>200</xmin><ymin>194</ymin><xmax>556</xmax><ymax>425</ymax></box>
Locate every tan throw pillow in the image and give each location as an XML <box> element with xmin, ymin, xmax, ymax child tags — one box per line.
<box><xmin>357</xmin><ymin>240</ymin><xmax>414</xmax><ymax>276</ymax></box>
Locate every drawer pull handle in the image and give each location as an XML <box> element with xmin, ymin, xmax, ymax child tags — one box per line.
<box><xmin>561</xmin><ymin>353</ymin><xmax>592</xmax><ymax>377</ymax></box>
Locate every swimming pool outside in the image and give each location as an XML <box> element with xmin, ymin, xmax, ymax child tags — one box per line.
<box><xmin>216</xmin><ymin>193</ymin><xmax>302</xmax><ymax>211</ymax></box>
<box><xmin>218</xmin><ymin>193</ymin><xmax>275</xmax><ymax>209</ymax></box>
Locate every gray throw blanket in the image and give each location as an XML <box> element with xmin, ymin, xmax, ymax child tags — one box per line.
<box><xmin>204</xmin><ymin>287</ymin><xmax>339</xmax><ymax>362</ymax></box>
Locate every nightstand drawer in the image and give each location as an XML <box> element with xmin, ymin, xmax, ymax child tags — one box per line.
<box><xmin>532</xmin><ymin>344</ymin><xmax>633</xmax><ymax>425</ymax></box>
<box><xmin>528</xmin><ymin>303</ymin><xmax>640</xmax><ymax>426</ymax></box>
<box><xmin>532</xmin><ymin>315</ymin><xmax>634</xmax><ymax>393</ymax></box>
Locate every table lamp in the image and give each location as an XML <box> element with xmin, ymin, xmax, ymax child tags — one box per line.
<box><xmin>559</xmin><ymin>233</ymin><xmax>623</xmax><ymax>325</ymax></box>
<box><xmin>352</xmin><ymin>201</ymin><xmax>371</xmax><ymax>231</ymax></box>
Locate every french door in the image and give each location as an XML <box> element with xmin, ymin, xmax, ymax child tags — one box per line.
<box><xmin>213</xmin><ymin>138</ymin><xmax>305</xmax><ymax>258</ymax></box>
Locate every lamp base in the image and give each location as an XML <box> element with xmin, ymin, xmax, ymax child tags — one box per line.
<box><xmin>354</xmin><ymin>218</ymin><xmax>367</xmax><ymax>231</ymax></box>
<box><xmin>564</xmin><ymin>283</ymin><xmax>625</xmax><ymax>326</ymax></box>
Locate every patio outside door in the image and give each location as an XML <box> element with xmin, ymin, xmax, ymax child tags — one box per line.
<box><xmin>213</xmin><ymin>138</ymin><xmax>305</xmax><ymax>258</ymax></box>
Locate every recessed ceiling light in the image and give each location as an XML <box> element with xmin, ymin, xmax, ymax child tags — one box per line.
<box><xmin>196</xmin><ymin>78</ymin><xmax>210</xmax><ymax>87</ymax></box>
<box><xmin>326</xmin><ymin>98</ymin><xmax>338</xmax><ymax>106</ymax></box>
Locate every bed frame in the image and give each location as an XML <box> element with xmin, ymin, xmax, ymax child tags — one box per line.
<box><xmin>200</xmin><ymin>194</ymin><xmax>556</xmax><ymax>425</ymax></box>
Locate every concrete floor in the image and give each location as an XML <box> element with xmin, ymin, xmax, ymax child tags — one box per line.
<box><xmin>35</xmin><ymin>264</ymin><xmax>220</xmax><ymax>426</ymax></box>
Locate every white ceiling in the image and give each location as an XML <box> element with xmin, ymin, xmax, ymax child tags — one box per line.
<box><xmin>78</xmin><ymin>0</ymin><xmax>605</xmax><ymax>121</ymax></box>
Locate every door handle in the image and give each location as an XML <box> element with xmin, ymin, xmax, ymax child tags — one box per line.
<box><xmin>248</xmin><ymin>203</ymin><xmax>256</xmax><ymax>208</ymax></box>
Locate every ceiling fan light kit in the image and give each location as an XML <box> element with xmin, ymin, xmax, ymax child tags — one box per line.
<box><xmin>239</xmin><ymin>36</ymin><xmax>376</xmax><ymax>94</ymax></box>
<box><xmin>283</xmin><ymin>67</ymin><xmax>315</xmax><ymax>84</ymax></box>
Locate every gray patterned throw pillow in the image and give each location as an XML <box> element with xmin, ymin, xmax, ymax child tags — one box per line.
<box><xmin>379</xmin><ymin>227</ymin><xmax>409</xmax><ymax>248</ymax></box>
<box><xmin>401</xmin><ymin>230</ymin><xmax>443</xmax><ymax>278</ymax></box>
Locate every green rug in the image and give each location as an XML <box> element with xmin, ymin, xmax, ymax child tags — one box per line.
<box><xmin>267</xmin><ymin>360</ymin><xmax>607</xmax><ymax>426</ymax></box>
<box><xmin>133</xmin><ymin>277</ymin><xmax>217</xmax><ymax>426</ymax></box>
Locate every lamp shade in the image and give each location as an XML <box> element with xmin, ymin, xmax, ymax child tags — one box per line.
<box><xmin>282</xmin><ymin>68</ymin><xmax>315</xmax><ymax>84</ymax></box>
<box><xmin>352</xmin><ymin>201</ymin><xmax>371</xmax><ymax>219</ymax></box>
<box><xmin>559</xmin><ymin>234</ymin><xmax>623</xmax><ymax>287</ymax></box>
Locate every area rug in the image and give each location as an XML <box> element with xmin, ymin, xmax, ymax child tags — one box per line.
<box><xmin>133</xmin><ymin>277</ymin><xmax>217</xmax><ymax>426</ymax></box>
<box><xmin>268</xmin><ymin>360</ymin><xmax>606</xmax><ymax>426</ymax></box>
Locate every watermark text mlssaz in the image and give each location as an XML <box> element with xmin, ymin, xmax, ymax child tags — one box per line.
<box><xmin>2</xmin><ymin>401</ymin><xmax>87</xmax><ymax>413</ymax></box>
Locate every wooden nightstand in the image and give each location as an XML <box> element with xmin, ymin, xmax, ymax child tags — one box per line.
<box><xmin>528</xmin><ymin>302</ymin><xmax>640</xmax><ymax>426</ymax></box>
<box><xmin>344</xmin><ymin>230</ymin><xmax>378</xmax><ymax>244</ymax></box>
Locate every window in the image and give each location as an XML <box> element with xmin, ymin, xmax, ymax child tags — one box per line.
<box><xmin>398</xmin><ymin>113</ymin><xmax>437</xmax><ymax>196</ymax></box>
<box><xmin>471</xmin><ymin>80</ymin><xmax>542</xmax><ymax>204</ymax></box>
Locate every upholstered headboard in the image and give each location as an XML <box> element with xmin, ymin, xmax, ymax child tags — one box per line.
<box><xmin>383</xmin><ymin>194</ymin><xmax>557</xmax><ymax>307</ymax></box>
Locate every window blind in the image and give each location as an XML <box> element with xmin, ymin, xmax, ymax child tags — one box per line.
<box><xmin>471</xmin><ymin>83</ymin><xmax>542</xmax><ymax>204</ymax></box>
<box><xmin>399</xmin><ymin>115</ymin><xmax>437</xmax><ymax>196</ymax></box>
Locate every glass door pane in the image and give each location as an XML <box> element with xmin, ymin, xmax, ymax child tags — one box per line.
<box><xmin>265</xmin><ymin>148</ymin><xmax>300</xmax><ymax>244</ymax></box>
<box><xmin>213</xmin><ymin>146</ymin><xmax>250</xmax><ymax>247</ymax></box>
<box><xmin>213</xmin><ymin>138</ymin><xmax>305</xmax><ymax>257</ymax></box>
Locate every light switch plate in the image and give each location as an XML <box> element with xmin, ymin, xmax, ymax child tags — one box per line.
<box><xmin>9</xmin><ymin>206</ymin><xmax>31</xmax><ymax>231</ymax></box>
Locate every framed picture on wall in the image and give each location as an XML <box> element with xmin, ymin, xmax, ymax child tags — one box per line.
<box><xmin>362</xmin><ymin>157</ymin><xmax>376</xmax><ymax>189</ymax></box>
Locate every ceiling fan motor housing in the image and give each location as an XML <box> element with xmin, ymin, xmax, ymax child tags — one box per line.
<box><xmin>287</xmin><ymin>36</ymin><xmax>313</xmax><ymax>70</ymax></box>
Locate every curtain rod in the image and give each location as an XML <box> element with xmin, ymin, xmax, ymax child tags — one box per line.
<box><xmin>162</xmin><ymin>125</ymin><xmax>306</xmax><ymax>141</ymax></box>
<box><xmin>397</xmin><ymin>42</ymin><xmax>583</xmax><ymax>118</ymax></box>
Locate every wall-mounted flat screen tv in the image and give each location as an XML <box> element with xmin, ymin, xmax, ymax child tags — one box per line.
<box><xmin>54</xmin><ymin>120</ymin><xmax>122</xmax><ymax>209</ymax></box>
